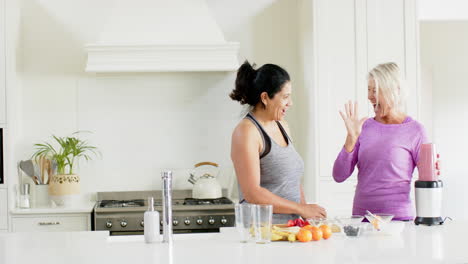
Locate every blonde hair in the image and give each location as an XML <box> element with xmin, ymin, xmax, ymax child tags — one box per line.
<box><xmin>368</xmin><ymin>62</ymin><xmax>407</xmax><ymax>115</ymax></box>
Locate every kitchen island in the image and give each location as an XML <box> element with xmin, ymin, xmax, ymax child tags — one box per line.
<box><xmin>1</xmin><ymin>221</ymin><xmax>467</xmax><ymax>264</ymax></box>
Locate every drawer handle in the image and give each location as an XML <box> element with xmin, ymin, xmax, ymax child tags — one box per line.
<box><xmin>38</xmin><ymin>221</ymin><xmax>61</xmax><ymax>226</ymax></box>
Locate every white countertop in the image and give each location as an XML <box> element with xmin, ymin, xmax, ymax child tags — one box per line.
<box><xmin>10</xmin><ymin>201</ymin><xmax>95</xmax><ymax>215</ymax></box>
<box><xmin>1</xmin><ymin>221</ymin><xmax>467</xmax><ymax>264</ymax></box>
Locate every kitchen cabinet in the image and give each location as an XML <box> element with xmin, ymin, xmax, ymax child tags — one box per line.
<box><xmin>0</xmin><ymin>188</ymin><xmax>7</xmax><ymax>230</ymax></box>
<box><xmin>9</xmin><ymin>203</ymin><xmax>94</xmax><ymax>232</ymax></box>
<box><xmin>0</xmin><ymin>0</ymin><xmax>5</xmax><ymax>125</ymax></box>
<box><xmin>11</xmin><ymin>214</ymin><xmax>90</xmax><ymax>232</ymax></box>
<box><xmin>306</xmin><ymin>0</ymin><xmax>419</xmax><ymax>213</ymax></box>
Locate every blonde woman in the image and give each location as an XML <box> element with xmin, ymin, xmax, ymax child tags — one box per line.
<box><xmin>333</xmin><ymin>62</ymin><xmax>440</xmax><ymax>220</ymax></box>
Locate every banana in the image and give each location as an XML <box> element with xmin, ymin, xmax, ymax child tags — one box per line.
<box><xmin>272</xmin><ymin>230</ymin><xmax>290</xmax><ymax>237</ymax></box>
<box><xmin>271</xmin><ymin>233</ymin><xmax>285</xmax><ymax>241</ymax></box>
<box><xmin>287</xmin><ymin>233</ymin><xmax>296</xmax><ymax>242</ymax></box>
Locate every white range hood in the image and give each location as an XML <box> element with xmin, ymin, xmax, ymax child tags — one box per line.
<box><xmin>85</xmin><ymin>0</ymin><xmax>240</xmax><ymax>73</ymax></box>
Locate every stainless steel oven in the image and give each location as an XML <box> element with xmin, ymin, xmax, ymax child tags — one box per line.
<box><xmin>93</xmin><ymin>189</ymin><xmax>235</xmax><ymax>235</ymax></box>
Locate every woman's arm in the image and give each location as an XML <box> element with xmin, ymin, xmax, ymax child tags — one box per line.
<box><xmin>231</xmin><ymin>121</ymin><xmax>325</xmax><ymax>218</ymax></box>
<box><xmin>300</xmin><ymin>185</ymin><xmax>306</xmax><ymax>204</ymax></box>
<box><xmin>334</xmin><ymin>101</ymin><xmax>366</xmax><ymax>182</ymax></box>
<box><xmin>333</xmin><ymin>142</ymin><xmax>360</xmax><ymax>182</ymax></box>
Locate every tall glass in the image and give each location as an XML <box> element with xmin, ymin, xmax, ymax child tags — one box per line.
<box><xmin>254</xmin><ymin>204</ymin><xmax>273</xmax><ymax>244</ymax></box>
<box><xmin>235</xmin><ymin>203</ymin><xmax>255</xmax><ymax>243</ymax></box>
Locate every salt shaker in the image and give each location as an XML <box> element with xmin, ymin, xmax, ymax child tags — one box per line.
<box><xmin>19</xmin><ymin>183</ymin><xmax>30</xmax><ymax>209</ymax></box>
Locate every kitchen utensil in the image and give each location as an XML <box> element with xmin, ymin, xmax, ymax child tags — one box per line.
<box><xmin>32</xmin><ymin>176</ymin><xmax>40</xmax><ymax>185</ymax></box>
<box><xmin>38</xmin><ymin>157</ymin><xmax>52</xmax><ymax>185</ymax></box>
<box><xmin>415</xmin><ymin>143</ymin><xmax>444</xmax><ymax>226</ymax></box>
<box><xmin>33</xmin><ymin>160</ymin><xmax>42</xmax><ymax>184</ymax></box>
<box><xmin>47</xmin><ymin>161</ymin><xmax>57</xmax><ymax>184</ymax></box>
<box><xmin>38</xmin><ymin>157</ymin><xmax>48</xmax><ymax>185</ymax></box>
<box><xmin>188</xmin><ymin>162</ymin><xmax>222</xmax><ymax>199</ymax></box>
<box><xmin>19</xmin><ymin>160</ymin><xmax>38</xmax><ymax>184</ymax></box>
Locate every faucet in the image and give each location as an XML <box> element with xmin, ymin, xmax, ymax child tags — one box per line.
<box><xmin>161</xmin><ymin>170</ymin><xmax>173</xmax><ymax>243</ymax></box>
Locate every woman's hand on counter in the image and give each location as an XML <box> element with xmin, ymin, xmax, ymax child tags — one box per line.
<box><xmin>297</xmin><ymin>203</ymin><xmax>327</xmax><ymax>219</ymax></box>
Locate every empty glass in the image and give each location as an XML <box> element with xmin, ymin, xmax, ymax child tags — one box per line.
<box><xmin>253</xmin><ymin>204</ymin><xmax>273</xmax><ymax>244</ymax></box>
<box><xmin>235</xmin><ymin>203</ymin><xmax>255</xmax><ymax>243</ymax></box>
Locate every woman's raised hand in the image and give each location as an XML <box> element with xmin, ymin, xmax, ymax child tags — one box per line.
<box><xmin>339</xmin><ymin>101</ymin><xmax>368</xmax><ymax>152</ymax></box>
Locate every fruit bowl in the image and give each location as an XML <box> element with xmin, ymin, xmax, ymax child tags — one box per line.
<box><xmin>336</xmin><ymin>215</ymin><xmax>364</xmax><ymax>237</ymax></box>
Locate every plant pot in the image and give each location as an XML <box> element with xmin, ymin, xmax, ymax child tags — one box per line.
<box><xmin>48</xmin><ymin>174</ymin><xmax>80</xmax><ymax>206</ymax></box>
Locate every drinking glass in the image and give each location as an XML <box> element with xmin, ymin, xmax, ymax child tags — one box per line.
<box><xmin>253</xmin><ymin>204</ymin><xmax>273</xmax><ymax>244</ymax></box>
<box><xmin>235</xmin><ymin>203</ymin><xmax>255</xmax><ymax>243</ymax></box>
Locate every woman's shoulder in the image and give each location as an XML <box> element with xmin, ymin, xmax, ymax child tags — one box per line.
<box><xmin>232</xmin><ymin>118</ymin><xmax>261</xmax><ymax>142</ymax></box>
<box><xmin>405</xmin><ymin>116</ymin><xmax>427</xmax><ymax>132</ymax></box>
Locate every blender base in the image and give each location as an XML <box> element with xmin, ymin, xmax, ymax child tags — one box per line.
<box><xmin>414</xmin><ymin>216</ymin><xmax>444</xmax><ymax>226</ymax></box>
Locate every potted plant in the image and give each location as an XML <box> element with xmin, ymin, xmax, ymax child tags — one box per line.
<box><xmin>32</xmin><ymin>132</ymin><xmax>99</xmax><ymax>206</ymax></box>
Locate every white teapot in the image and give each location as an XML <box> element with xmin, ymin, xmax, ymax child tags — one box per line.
<box><xmin>188</xmin><ymin>162</ymin><xmax>223</xmax><ymax>199</ymax></box>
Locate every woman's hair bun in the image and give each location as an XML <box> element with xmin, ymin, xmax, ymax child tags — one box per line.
<box><xmin>230</xmin><ymin>60</ymin><xmax>257</xmax><ymax>105</ymax></box>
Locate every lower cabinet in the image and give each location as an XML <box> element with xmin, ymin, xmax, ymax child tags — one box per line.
<box><xmin>0</xmin><ymin>188</ymin><xmax>7</xmax><ymax>230</ymax></box>
<box><xmin>318</xmin><ymin>178</ymin><xmax>357</xmax><ymax>217</ymax></box>
<box><xmin>11</xmin><ymin>214</ymin><xmax>91</xmax><ymax>232</ymax></box>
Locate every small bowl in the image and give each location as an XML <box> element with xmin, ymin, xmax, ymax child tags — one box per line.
<box><xmin>336</xmin><ymin>215</ymin><xmax>364</xmax><ymax>237</ymax></box>
<box><xmin>364</xmin><ymin>213</ymin><xmax>394</xmax><ymax>231</ymax></box>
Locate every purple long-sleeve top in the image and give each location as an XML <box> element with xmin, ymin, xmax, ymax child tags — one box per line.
<box><xmin>332</xmin><ymin>116</ymin><xmax>428</xmax><ymax>220</ymax></box>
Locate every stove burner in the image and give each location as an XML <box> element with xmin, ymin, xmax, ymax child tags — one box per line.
<box><xmin>183</xmin><ymin>197</ymin><xmax>233</xmax><ymax>206</ymax></box>
<box><xmin>100</xmin><ymin>199</ymin><xmax>145</xmax><ymax>208</ymax></box>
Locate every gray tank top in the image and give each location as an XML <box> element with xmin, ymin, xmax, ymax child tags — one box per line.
<box><xmin>238</xmin><ymin>113</ymin><xmax>304</xmax><ymax>224</ymax></box>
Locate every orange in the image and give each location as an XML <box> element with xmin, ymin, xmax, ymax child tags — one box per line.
<box><xmin>310</xmin><ymin>226</ymin><xmax>320</xmax><ymax>232</ymax></box>
<box><xmin>311</xmin><ymin>228</ymin><xmax>323</xmax><ymax>241</ymax></box>
<box><xmin>303</xmin><ymin>225</ymin><xmax>313</xmax><ymax>230</ymax></box>
<box><xmin>296</xmin><ymin>228</ymin><xmax>312</xmax><ymax>242</ymax></box>
<box><xmin>319</xmin><ymin>224</ymin><xmax>332</xmax><ymax>239</ymax></box>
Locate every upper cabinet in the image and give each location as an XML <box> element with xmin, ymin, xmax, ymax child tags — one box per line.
<box><xmin>366</xmin><ymin>0</ymin><xmax>419</xmax><ymax>116</ymax></box>
<box><xmin>0</xmin><ymin>0</ymin><xmax>5</xmax><ymax>125</ymax></box>
<box><xmin>303</xmin><ymin>0</ymin><xmax>419</xmax><ymax>213</ymax></box>
<box><xmin>313</xmin><ymin>0</ymin><xmax>419</xmax><ymax>180</ymax></box>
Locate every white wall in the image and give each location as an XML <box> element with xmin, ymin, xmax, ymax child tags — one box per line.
<box><xmin>418</xmin><ymin>0</ymin><xmax>468</xmax><ymax>21</ymax></box>
<box><xmin>420</xmin><ymin>22</ymin><xmax>468</xmax><ymax>220</ymax></box>
<box><xmin>16</xmin><ymin>0</ymin><xmax>302</xmax><ymax>201</ymax></box>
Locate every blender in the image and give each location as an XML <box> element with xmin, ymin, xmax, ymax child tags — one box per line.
<box><xmin>414</xmin><ymin>143</ymin><xmax>444</xmax><ymax>225</ymax></box>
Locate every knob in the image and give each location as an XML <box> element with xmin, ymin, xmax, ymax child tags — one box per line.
<box><xmin>160</xmin><ymin>220</ymin><xmax>163</xmax><ymax>226</ymax></box>
<box><xmin>184</xmin><ymin>219</ymin><xmax>191</xmax><ymax>225</ymax></box>
<box><xmin>208</xmin><ymin>218</ymin><xmax>215</xmax><ymax>225</ymax></box>
<box><xmin>221</xmin><ymin>218</ymin><xmax>227</xmax><ymax>225</ymax></box>
<box><xmin>173</xmin><ymin>219</ymin><xmax>179</xmax><ymax>226</ymax></box>
<box><xmin>106</xmin><ymin>221</ymin><xmax>112</xmax><ymax>228</ymax></box>
<box><xmin>120</xmin><ymin>221</ymin><xmax>128</xmax><ymax>227</ymax></box>
<box><xmin>140</xmin><ymin>221</ymin><xmax>144</xmax><ymax>227</ymax></box>
<box><xmin>196</xmin><ymin>218</ymin><xmax>203</xmax><ymax>225</ymax></box>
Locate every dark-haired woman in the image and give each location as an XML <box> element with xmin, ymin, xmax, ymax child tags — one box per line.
<box><xmin>230</xmin><ymin>61</ymin><xmax>326</xmax><ymax>224</ymax></box>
